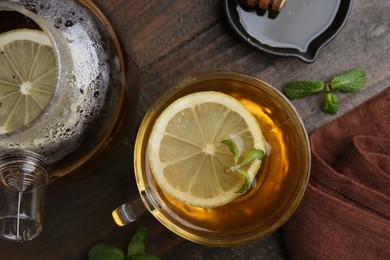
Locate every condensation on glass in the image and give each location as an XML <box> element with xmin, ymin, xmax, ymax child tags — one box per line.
<box><xmin>0</xmin><ymin>0</ymin><xmax>126</xmax><ymax>242</ymax></box>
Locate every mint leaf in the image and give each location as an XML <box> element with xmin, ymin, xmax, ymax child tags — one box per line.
<box><xmin>128</xmin><ymin>242</ymin><xmax>145</xmax><ymax>257</ymax></box>
<box><xmin>130</xmin><ymin>226</ymin><xmax>147</xmax><ymax>243</ymax></box>
<box><xmin>283</xmin><ymin>81</ymin><xmax>324</xmax><ymax>99</ymax></box>
<box><xmin>89</xmin><ymin>227</ymin><xmax>159</xmax><ymax>260</ymax></box>
<box><xmin>88</xmin><ymin>244</ymin><xmax>124</xmax><ymax>260</ymax></box>
<box><xmin>128</xmin><ymin>253</ymin><xmax>160</xmax><ymax>260</ymax></box>
<box><xmin>322</xmin><ymin>93</ymin><xmax>338</xmax><ymax>114</ymax></box>
<box><xmin>128</xmin><ymin>227</ymin><xmax>147</xmax><ymax>256</ymax></box>
<box><xmin>330</xmin><ymin>68</ymin><xmax>366</xmax><ymax>93</ymax></box>
<box><xmin>221</xmin><ymin>139</ymin><xmax>239</xmax><ymax>164</ymax></box>
<box><xmin>242</xmin><ymin>148</ymin><xmax>265</xmax><ymax>166</ymax></box>
<box><xmin>235</xmin><ymin>169</ymin><xmax>251</xmax><ymax>194</ymax></box>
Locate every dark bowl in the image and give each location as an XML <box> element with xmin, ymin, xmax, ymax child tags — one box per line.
<box><xmin>224</xmin><ymin>0</ymin><xmax>352</xmax><ymax>63</ymax></box>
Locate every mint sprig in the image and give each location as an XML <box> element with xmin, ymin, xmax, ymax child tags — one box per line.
<box><xmin>283</xmin><ymin>68</ymin><xmax>366</xmax><ymax>114</ymax></box>
<box><xmin>88</xmin><ymin>227</ymin><xmax>159</xmax><ymax>260</ymax></box>
<box><xmin>221</xmin><ymin>139</ymin><xmax>265</xmax><ymax>194</ymax></box>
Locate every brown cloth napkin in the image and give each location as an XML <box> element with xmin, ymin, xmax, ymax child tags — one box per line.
<box><xmin>283</xmin><ymin>87</ymin><xmax>390</xmax><ymax>259</ymax></box>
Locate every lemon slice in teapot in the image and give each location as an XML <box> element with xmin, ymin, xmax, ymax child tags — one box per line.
<box><xmin>0</xmin><ymin>29</ymin><xmax>57</xmax><ymax>134</ymax></box>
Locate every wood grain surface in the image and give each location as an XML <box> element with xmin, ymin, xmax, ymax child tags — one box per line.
<box><xmin>0</xmin><ymin>0</ymin><xmax>389</xmax><ymax>259</ymax></box>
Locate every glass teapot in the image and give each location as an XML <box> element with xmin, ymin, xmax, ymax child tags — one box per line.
<box><xmin>0</xmin><ymin>0</ymin><xmax>126</xmax><ymax>241</ymax></box>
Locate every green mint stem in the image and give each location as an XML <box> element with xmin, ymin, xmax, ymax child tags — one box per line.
<box><xmin>225</xmin><ymin>164</ymin><xmax>241</xmax><ymax>173</ymax></box>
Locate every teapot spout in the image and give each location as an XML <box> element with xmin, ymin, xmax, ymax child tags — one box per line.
<box><xmin>0</xmin><ymin>149</ymin><xmax>49</xmax><ymax>242</ymax></box>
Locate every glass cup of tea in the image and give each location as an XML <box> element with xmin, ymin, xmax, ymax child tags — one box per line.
<box><xmin>113</xmin><ymin>71</ymin><xmax>310</xmax><ymax>246</ymax></box>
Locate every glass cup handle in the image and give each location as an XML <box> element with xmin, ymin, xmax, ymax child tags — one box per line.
<box><xmin>112</xmin><ymin>195</ymin><xmax>148</xmax><ymax>226</ymax></box>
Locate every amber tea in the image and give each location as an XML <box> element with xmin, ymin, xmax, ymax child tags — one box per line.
<box><xmin>132</xmin><ymin>71</ymin><xmax>310</xmax><ymax>246</ymax></box>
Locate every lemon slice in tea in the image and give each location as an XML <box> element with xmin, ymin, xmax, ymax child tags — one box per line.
<box><xmin>148</xmin><ymin>91</ymin><xmax>266</xmax><ymax>208</ymax></box>
<box><xmin>0</xmin><ymin>29</ymin><xmax>57</xmax><ymax>134</ymax></box>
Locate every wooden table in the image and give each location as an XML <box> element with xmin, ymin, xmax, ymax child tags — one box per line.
<box><xmin>1</xmin><ymin>0</ymin><xmax>389</xmax><ymax>259</ymax></box>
